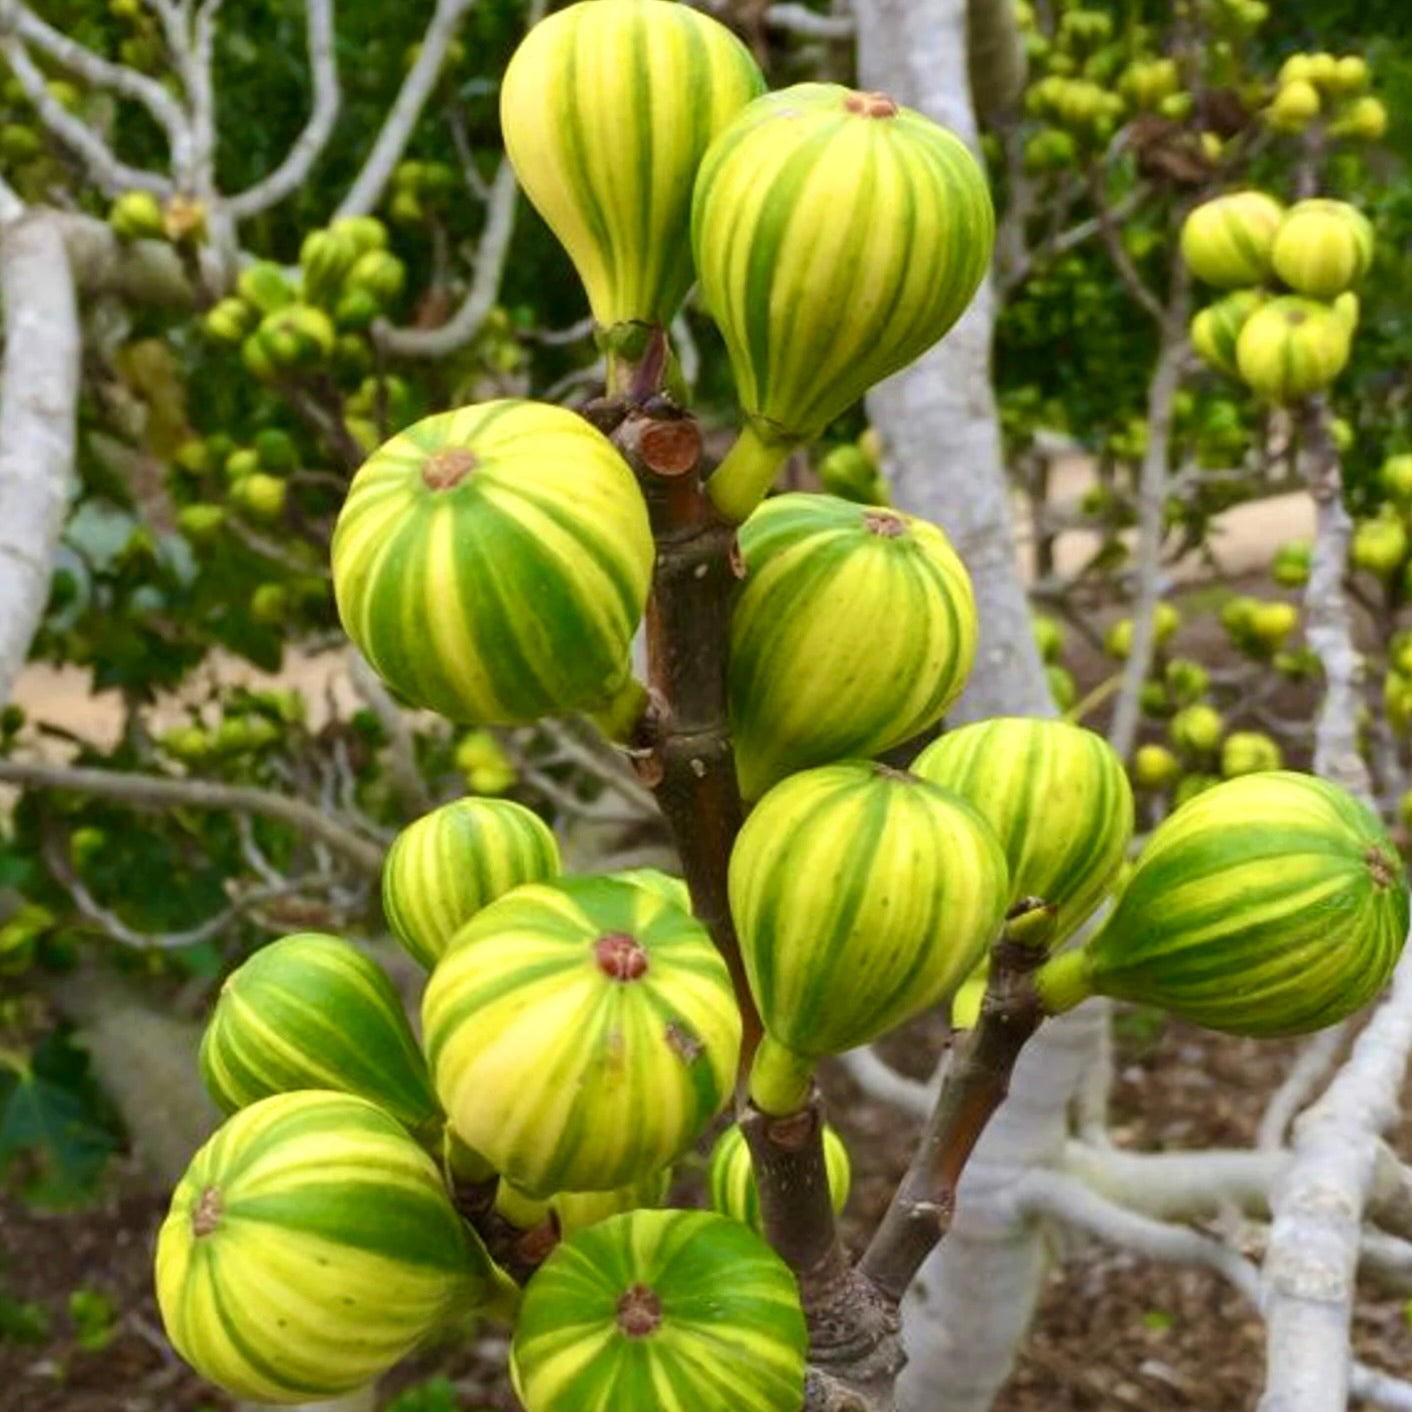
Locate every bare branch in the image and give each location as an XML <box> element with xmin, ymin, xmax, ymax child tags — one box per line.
<box><xmin>376</xmin><ymin>158</ymin><xmax>519</xmax><ymax>357</ymax></box>
<box><xmin>1351</xmin><ymin>1365</ymin><xmax>1412</xmax><ymax>1412</ymax></box>
<box><xmin>349</xmin><ymin>652</ymin><xmax>434</xmax><ymax>816</ymax></box>
<box><xmin>0</xmin><ymin>0</ymin><xmax>191</xmax><ymax>167</ymax></box>
<box><xmin>227</xmin><ymin>0</ymin><xmax>341</xmax><ymax>219</ymax></box>
<box><xmin>1089</xmin><ymin>162</ymin><xmax>1165</xmax><ymax>326</ymax></box>
<box><xmin>0</xmin><ymin>758</ymin><xmax>385</xmax><ymax>873</ymax></box>
<box><xmin>1062</xmin><ymin>1141</ymin><xmax>1285</xmax><ymax>1220</ymax></box>
<box><xmin>1106</xmin><ymin>296</ymin><xmax>1189</xmax><ymax>762</ymax></box>
<box><xmin>765</xmin><ymin>3</ymin><xmax>855</xmax><ymax>37</ymax></box>
<box><xmin>0</xmin><ymin>35</ymin><xmax>171</xmax><ymax>196</ymax></box>
<box><xmin>836</xmin><ymin>1046</ymin><xmax>941</xmax><ymax>1121</ymax></box>
<box><xmin>1015</xmin><ymin>1167</ymin><xmax>1262</xmax><ymax>1299</ymax></box>
<box><xmin>335</xmin><ymin>0</ymin><xmax>477</xmax><ymax>220</ymax></box>
<box><xmin>0</xmin><ymin>214</ymin><xmax>78</xmax><ymax>706</ymax></box>
<box><xmin>44</xmin><ymin>832</ymin><xmax>325</xmax><ymax>951</ymax></box>
<box><xmin>1259</xmin><ymin>940</ymin><xmax>1412</xmax><ymax>1412</ymax></box>
<box><xmin>0</xmin><ymin>171</ymin><xmax>23</xmax><ymax>224</ymax></box>
<box><xmin>1300</xmin><ymin>400</ymin><xmax>1374</xmax><ymax>798</ymax></box>
<box><xmin>1257</xmin><ymin>1023</ymin><xmax>1348</xmax><ymax>1151</ymax></box>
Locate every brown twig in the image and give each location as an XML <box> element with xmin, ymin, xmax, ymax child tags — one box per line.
<box><xmin>596</xmin><ymin>332</ymin><xmax>764</xmax><ymax>1062</ymax></box>
<box><xmin>860</xmin><ymin>902</ymin><xmax>1054</xmax><ymax>1301</ymax></box>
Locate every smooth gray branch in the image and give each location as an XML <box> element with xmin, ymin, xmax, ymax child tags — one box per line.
<box><xmin>0</xmin><ymin>34</ymin><xmax>171</xmax><ymax>195</ymax></box>
<box><xmin>0</xmin><ymin>214</ymin><xmax>79</xmax><ymax>707</ymax></box>
<box><xmin>0</xmin><ymin>0</ymin><xmax>191</xmax><ymax>165</ymax></box>
<box><xmin>0</xmin><ymin>758</ymin><xmax>385</xmax><ymax>873</ymax></box>
<box><xmin>766</xmin><ymin>3</ymin><xmax>856</xmax><ymax>37</ymax></box>
<box><xmin>1106</xmin><ymin>298</ymin><xmax>1189</xmax><ymax>762</ymax></box>
<box><xmin>377</xmin><ymin>159</ymin><xmax>518</xmax><ymax>357</ymax></box>
<box><xmin>1259</xmin><ymin>940</ymin><xmax>1412</xmax><ymax>1412</ymax></box>
<box><xmin>228</xmin><ymin>0</ymin><xmax>340</xmax><ymax>218</ymax></box>
<box><xmin>335</xmin><ymin>0</ymin><xmax>476</xmax><ymax>219</ymax></box>
<box><xmin>1257</xmin><ymin>1024</ymin><xmax>1348</xmax><ymax>1151</ymax></box>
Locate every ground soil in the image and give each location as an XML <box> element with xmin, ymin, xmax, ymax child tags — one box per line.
<box><xmin>2</xmin><ymin>1008</ymin><xmax>1409</xmax><ymax>1412</ymax></box>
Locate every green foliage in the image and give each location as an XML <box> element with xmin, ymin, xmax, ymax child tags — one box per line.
<box><xmin>0</xmin><ymin>1028</ymin><xmax>122</xmax><ymax>1207</ymax></box>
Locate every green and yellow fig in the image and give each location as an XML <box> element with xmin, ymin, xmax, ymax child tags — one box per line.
<box><xmin>202</xmin><ymin>297</ymin><xmax>257</xmax><ymax>344</ymax></box>
<box><xmin>912</xmin><ymin>718</ymin><xmax>1133</xmax><ymax>946</ymax></box>
<box><xmin>345</xmin><ymin>248</ymin><xmax>406</xmax><ymax>308</ymax></box>
<box><xmin>1169</xmin><ymin>703</ymin><xmax>1224</xmax><ymax>756</ymax></box>
<box><xmin>256</xmin><ymin>304</ymin><xmax>337</xmax><ymax>370</ymax></box>
<box><xmin>1220</xmin><ymin>730</ymin><xmax>1283</xmax><ymax>777</ymax></box>
<box><xmin>510</xmin><ymin>1209</ymin><xmax>807</xmax><ymax>1412</ymax></box>
<box><xmin>236</xmin><ymin>260</ymin><xmax>296</xmax><ymax>315</ymax></box>
<box><xmin>494</xmin><ymin>1168</ymin><xmax>671</xmax><ymax>1237</ymax></box>
<box><xmin>108</xmin><ymin>189</ymin><xmax>166</xmax><ymax>241</ymax></box>
<box><xmin>816</xmin><ymin>443</ymin><xmax>890</xmax><ymax>505</ymax></box>
<box><xmin>693</xmin><ymin>84</ymin><xmax>994</xmax><ymax>522</ymax></box>
<box><xmin>330</xmin><ymin>213</ymin><xmax>389</xmax><ymax>254</ymax></box>
<box><xmin>1133</xmin><ymin>743</ymin><xmax>1181</xmax><ymax>790</ymax></box>
<box><xmin>729</xmin><ymin>762</ymin><xmax>1009</xmax><ymax>1114</ymax></box>
<box><xmin>229</xmin><ymin>471</ymin><xmax>287</xmax><ymax>521</ymax></box>
<box><xmin>1266</xmin><ymin>78</ymin><xmax>1320</xmax><ymax>131</ymax></box>
<box><xmin>1180</xmin><ymin>190</ymin><xmax>1285</xmax><ymax>288</ymax></box>
<box><xmin>155</xmin><ymin>1092</ymin><xmax>509</xmax><ymax>1404</ymax></box>
<box><xmin>500</xmin><ymin>0</ymin><xmax>764</xmax><ymax>335</ymax></box>
<box><xmin>728</xmin><ymin>494</ymin><xmax>976</xmax><ymax>801</ymax></box>
<box><xmin>331</xmin><ymin>401</ymin><xmax>653</xmax><ymax>725</ymax></box>
<box><xmin>1351</xmin><ymin>515</ymin><xmax>1408</xmax><ymax>578</ymax></box>
<box><xmin>198</xmin><ymin>933</ymin><xmax>442</xmax><ymax>1145</ymax></box>
<box><xmin>423</xmin><ymin>876</ymin><xmax>740</xmax><ymax>1195</ymax></box>
<box><xmin>1271</xmin><ymin>538</ymin><xmax>1312</xmax><ymax>587</ymax></box>
<box><xmin>1036</xmin><ymin>772</ymin><xmax>1409</xmax><ymax>1037</ymax></box>
<box><xmin>381</xmin><ymin>796</ymin><xmax>562</xmax><ymax>969</ymax></box>
<box><xmin>707</xmin><ymin>1122</ymin><xmax>850</xmax><ymax>1234</ymax></box>
<box><xmin>299</xmin><ymin>226</ymin><xmax>360</xmax><ymax>305</ymax></box>
<box><xmin>1270</xmin><ymin>199</ymin><xmax>1375</xmax><ymax>299</ymax></box>
<box><xmin>1380</xmin><ymin>454</ymin><xmax>1412</xmax><ymax>504</ymax></box>
<box><xmin>1235</xmin><ymin>295</ymin><xmax>1351</xmax><ymax>402</ymax></box>
<box><xmin>1190</xmin><ymin>289</ymin><xmax>1267</xmax><ymax>377</ymax></box>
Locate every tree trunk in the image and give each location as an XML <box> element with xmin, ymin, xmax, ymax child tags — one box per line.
<box><xmin>0</xmin><ymin>213</ymin><xmax>80</xmax><ymax>706</ymax></box>
<box><xmin>853</xmin><ymin>4</ymin><xmax>1106</xmax><ymax>1408</ymax></box>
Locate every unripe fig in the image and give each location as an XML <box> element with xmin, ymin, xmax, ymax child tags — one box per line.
<box><xmin>108</xmin><ymin>189</ymin><xmax>166</xmax><ymax>241</ymax></box>
<box><xmin>1270</xmin><ymin>199</ymin><xmax>1375</xmax><ymax>299</ymax></box>
<box><xmin>1180</xmin><ymin>190</ymin><xmax>1284</xmax><ymax>288</ymax></box>
<box><xmin>1220</xmin><ymin>730</ymin><xmax>1283</xmax><ymax>777</ymax></box>
<box><xmin>1133</xmin><ymin>743</ymin><xmax>1181</xmax><ymax>790</ymax></box>
<box><xmin>1168</xmin><ymin>703</ymin><xmax>1224</xmax><ymax>756</ymax></box>
<box><xmin>694</xmin><ymin>84</ymin><xmax>994</xmax><ymax>521</ymax></box>
<box><xmin>1036</xmin><ymin>772</ymin><xmax>1409</xmax><ymax>1037</ymax></box>
<box><xmin>501</xmin><ymin>0</ymin><xmax>762</xmax><ymax>339</ymax></box>
<box><xmin>1235</xmin><ymin>295</ymin><xmax>1351</xmax><ymax>402</ymax></box>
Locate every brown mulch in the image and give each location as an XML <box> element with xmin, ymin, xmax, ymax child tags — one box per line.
<box><xmin>2</xmin><ymin>1015</ymin><xmax>1409</xmax><ymax>1412</ymax></box>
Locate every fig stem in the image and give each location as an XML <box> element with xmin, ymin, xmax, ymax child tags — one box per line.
<box><xmin>859</xmin><ymin>912</ymin><xmax>1049</xmax><ymax>1301</ymax></box>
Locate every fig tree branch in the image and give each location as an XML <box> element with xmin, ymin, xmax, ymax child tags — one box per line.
<box><xmin>1106</xmin><ymin>282</ymin><xmax>1190</xmax><ymax>763</ymax></box>
<box><xmin>1257</xmin><ymin>1023</ymin><xmax>1348</xmax><ymax>1150</ymax></box>
<box><xmin>335</xmin><ymin>0</ymin><xmax>478</xmax><ymax>219</ymax></box>
<box><xmin>1299</xmin><ymin>398</ymin><xmax>1373</xmax><ymax>799</ymax></box>
<box><xmin>0</xmin><ymin>32</ymin><xmax>172</xmax><ymax>195</ymax></box>
<box><xmin>1259</xmin><ymin>938</ymin><xmax>1412</xmax><ymax>1412</ymax></box>
<box><xmin>0</xmin><ymin>171</ymin><xmax>22</xmax><ymax>223</ymax></box>
<box><xmin>376</xmin><ymin>159</ymin><xmax>519</xmax><ymax>357</ymax></box>
<box><xmin>859</xmin><ymin>910</ymin><xmax>1050</xmax><ymax>1301</ymax></box>
<box><xmin>42</xmin><ymin>831</ymin><xmax>335</xmax><ymax>952</ymax></box>
<box><xmin>0</xmin><ymin>758</ymin><xmax>386</xmax><ymax>873</ymax></box>
<box><xmin>227</xmin><ymin>0</ymin><xmax>341</xmax><ymax>219</ymax></box>
<box><xmin>0</xmin><ymin>213</ymin><xmax>79</xmax><ymax>709</ymax></box>
<box><xmin>0</xmin><ymin>0</ymin><xmax>191</xmax><ymax>163</ymax></box>
<box><xmin>1088</xmin><ymin>163</ymin><xmax>1165</xmax><ymax>325</ymax></box>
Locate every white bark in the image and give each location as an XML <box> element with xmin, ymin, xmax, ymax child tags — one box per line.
<box><xmin>853</xmin><ymin>5</ymin><xmax>1098</xmax><ymax>1409</ymax></box>
<box><xmin>335</xmin><ymin>0</ymin><xmax>477</xmax><ymax>219</ymax></box>
<box><xmin>227</xmin><ymin>0</ymin><xmax>341</xmax><ymax>219</ymax></box>
<box><xmin>0</xmin><ymin>214</ymin><xmax>80</xmax><ymax>707</ymax></box>
<box><xmin>1259</xmin><ymin>943</ymin><xmax>1412</xmax><ymax>1412</ymax></box>
<box><xmin>377</xmin><ymin>158</ymin><xmax>519</xmax><ymax>357</ymax></box>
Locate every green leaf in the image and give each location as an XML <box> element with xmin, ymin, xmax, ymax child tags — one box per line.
<box><xmin>0</xmin><ymin>1031</ymin><xmax>120</xmax><ymax>1207</ymax></box>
